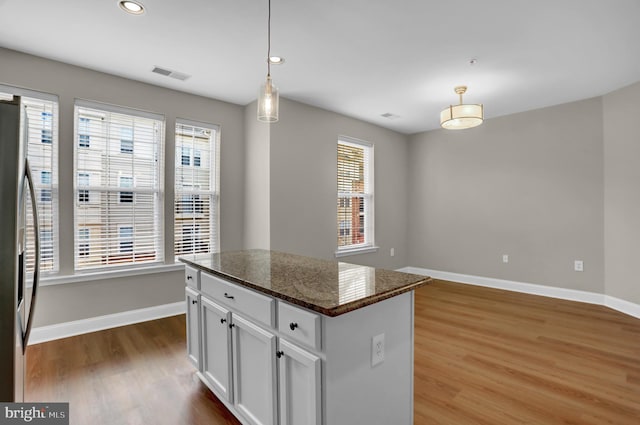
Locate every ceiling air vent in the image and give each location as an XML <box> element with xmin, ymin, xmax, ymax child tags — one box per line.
<box><xmin>380</xmin><ymin>112</ymin><xmax>400</xmax><ymax>120</ymax></box>
<box><xmin>152</xmin><ymin>66</ymin><xmax>191</xmax><ymax>81</ymax></box>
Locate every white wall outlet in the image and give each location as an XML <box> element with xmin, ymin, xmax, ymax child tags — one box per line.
<box><xmin>390</xmin><ymin>248</ymin><xmax>395</xmax><ymax>257</ymax></box>
<box><xmin>372</xmin><ymin>333</ymin><xmax>385</xmax><ymax>367</ymax></box>
<box><xmin>502</xmin><ymin>254</ymin><xmax>509</xmax><ymax>263</ymax></box>
<box><xmin>574</xmin><ymin>260</ymin><xmax>584</xmax><ymax>272</ymax></box>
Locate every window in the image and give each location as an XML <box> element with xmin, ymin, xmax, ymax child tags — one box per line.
<box><xmin>41</xmin><ymin>112</ymin><xmax>53</xmax><ymax>144</ymax></box>
<box><xmin>181</xmin><ymin>147</ymin><xmax>191</xmax><ymax>166</ymax></box>
<box><xmin>120</xmin><ymin>127</ymin><xmax>134</xmax><ymax>153</ymax></box>
<box><xmin>78</xmin><ymin>172</ymin><xmax>90</xmax><ymax>203</ymax></box>
<box><xmin>174</xmin><ymin>119</ymin><xmax>220</xmax><ymax>257</ymax></box>
<box><xmin>119</xmin><ymin>226</ymin><xmax>134</xmax><ymax>253</ymax></box>
<box><xmin>40</xmin><ymin>171</ymin><xmax>52</xmax><ymax>202</ymax></box>
<box><xmin>74</xmin><ymin>100</ymin><xmax>164</xmax><ymax>270</ymax></box>
<box><xmin>78</xmin><ymin>228</ymin><xmax>90</xmax><ymax>258</ymax></box>
<box><xmin>40</xmin><ymin>230</ymin><xmax>53</xmax><ymax>261</ymax></box>
<box><xmin>119</xmin><ymin>176</ymin><xmax>134</xmax><ymax>203</ymax></box>
<box><xmin>78</xmin><ymin>117</ymin><xmax>91</xmax><ymax>147</ymax></box>
<box><xmin>40</xmin><ymin>189</ymin><xmax>52</xmax><ymax>202</ymax></box>
<box><xmin>1</xmin><ymin>85</ymin><xmax>60</xmax><ymax>273</ymax></box>
<box><xmin>336</xmin><ymin>137</ymin><xmax>375</xmax><ymax>255</ymax></box>
<box><xmin>40</xmin><ymin>170</ymin><xmax>52</xmax><ymax>185</ymax></box>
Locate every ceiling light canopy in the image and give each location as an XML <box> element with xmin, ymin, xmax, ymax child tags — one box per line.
<box><xmin>257</xmin><ymin>0</ymin><xmax>279</xmax><ymax>122</ymax></box>
<box><xmin>440</xmin><ymin>86</ymin><xmax>483</xmax><ymax>130</ymax></box>
<box><xmin>118</xmin><ymin>1</ymin><xmax>145</xmax><ymax>15</ymax></box>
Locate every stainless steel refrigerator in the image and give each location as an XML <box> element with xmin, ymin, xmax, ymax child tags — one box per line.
<box><xmin>0</xmin><ymin>96</ymin><xmax>41</xmax><ymax>402</ymax></box>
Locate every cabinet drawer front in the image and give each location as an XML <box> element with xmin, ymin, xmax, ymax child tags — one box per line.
<box><xmin>278</xmin><ymin>301</ymin><xmax>321</xmax><ymax>351</ymax></box>
<box><xmin>185</xmin><ymin>266</ymin><xmax>200</xmax><ymax>289</ymax></box>
<box><xmin>201</xmin><ymin>272</ymin><xmax>275</xmax><ymax>328</ymax></box>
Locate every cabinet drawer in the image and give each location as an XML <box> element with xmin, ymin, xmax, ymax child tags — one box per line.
<box><xmin>185</xmin><ymin>266</ymin><xmax>200</xmax><ymax>289</ymax></box>
<box><xmin>278</xmin><ymin>301</ymin><xmax>321</xmax><ymax>351</ymax></box>
<box><xmin>201</xmin><ymin>272</ymin><xmax>275</xmax><ymax>328</ymax></box>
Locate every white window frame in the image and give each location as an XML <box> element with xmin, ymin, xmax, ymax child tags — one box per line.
<box><xmin>335</xmin><ymin>136</ymin><xmax>377</xmax><ymax>257</ymax></box>
<box><xmin>0</xmin><ymin>84</ymin><xmax>60</xmax><ymax>274</ymax></box>
<box><xmin>174</xmin><ymin>118</ymin><xmax>220</xmax><ymax>260</ymax></box>
<box><xmin>73</xmin><ymin>99</ymin><xmax>165</xmax><ymax>271</ymax></box>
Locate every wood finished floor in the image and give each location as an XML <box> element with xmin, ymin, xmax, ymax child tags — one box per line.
<box><xmin>27</xmin><ymin>280</ymin><xmax>640</xmax><ymax>424</ymax></box>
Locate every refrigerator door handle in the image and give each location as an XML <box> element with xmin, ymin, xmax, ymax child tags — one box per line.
<box><xmin>22</xmin><ymin>158</ymin><xmax>40</xmax><ymax>353</ymax></box>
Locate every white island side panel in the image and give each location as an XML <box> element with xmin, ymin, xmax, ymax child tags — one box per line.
<box><xmin>322</xmin><ymin>291</ymin><xmax>414</xmax><ymax>425</ymax></box>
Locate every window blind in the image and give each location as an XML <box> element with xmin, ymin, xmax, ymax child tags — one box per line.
<box><xmin>337</xmin><ymin>137</ymin><xmax>374</xmax><ymax>250</ymax></box>
<box><xmin>74</xmin><ymin>100</ymin><xmax>165</xmax><ymax>270</ymax></box>
<box><xmin>174</xmin><ymin>119</ymin><xmax>220</xmax><ymax>258</ymax></box>
<box><xmin>0</xmin><ymin>86</ymin><xmax>59</xmax><ymax>273</ymax></box>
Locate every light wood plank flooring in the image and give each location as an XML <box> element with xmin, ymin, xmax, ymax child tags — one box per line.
<box><xmin>27</xmin><ymin>280</ymin><xmax>640</xmax><ymax>424</ymax></box>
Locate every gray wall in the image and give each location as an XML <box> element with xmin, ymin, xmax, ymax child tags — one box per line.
<box><xmin>243</xmin><ymin>100</ymin><xmax>271</xmax><ymax>250</ymax></box>
<box><xmin>407</xmin><ymin>98</ymin><xmax>605</xmax><ymax>292</ymax></box>
<box><xmin>603</xmin><ymin>81</ymin><xmax>640</xmax><ymax>304</ymax></box>
<box><xmin>0</xmin><ymin>47</ymin><xmax>246</xmax><ymax>326</ymax></box>
<box><xmin>268</xmin><ymin>98</ymin><xmax>410</xmax><ymax>270</ymax></box>
<box><xmin>4</xmin><ymin>46</ymin><xmax>638</xmax><ymax>328</ymax></box>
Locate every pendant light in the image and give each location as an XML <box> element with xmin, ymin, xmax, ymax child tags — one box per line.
<box><xmin>440</xmin><ymin>86</ymin><xmax>483</xmax><ymax>130</ymax></box>
<box><xmin>257</xmin><ymin>0</ymin><xmax>279</xmax><ymax>122</ymax></box>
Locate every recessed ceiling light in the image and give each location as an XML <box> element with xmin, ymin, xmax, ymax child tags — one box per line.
<box><xmin>269</xmin><ymin>56</ymin><xmax>285</xmax><ymax>65</ymax></box>
<box><xmin>119</xmin><ymin>1</ymin><xmax>145</xmax><ymax>15</ymax></box>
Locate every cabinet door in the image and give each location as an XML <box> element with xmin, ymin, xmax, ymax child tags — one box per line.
<box><xmin>185</xmin><ymin>287</ymin><xmax>201</xmax><ymax>370</ymax></box>
<box><xmin>278</xmin><ymin>339</ymin><xmax>321</xmax><ymax>425</ymax></box>
<box><xmin>232</xmin><ymin>314</ymin><xmax>278</xmax><ymax>425</ymax></box>
<box><xmin>201</xmin><ymin>297</ymin><xmax>233</xmax><ymax>402</ymax></box>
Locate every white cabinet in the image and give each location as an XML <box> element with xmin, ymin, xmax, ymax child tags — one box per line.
<box><xmin>185</xmin><ymin>266</ymin><xmax>415</xmax><ymax>425</ymax></box>
<box><xmin>232</xmin><ymin>313</ymin><xmax>278</xmax><ymax>425</ymax></box>
<box><xmin>277</xmin><ymin>338</ymin><xmax>321</xmax><ymax>425</ymax></box>
<box><xmin>201</xmin><ymin>297</ymin><xmax>233</xmax><ymax>402</ymax></box>
<box><xmin>185</xmin><ymin>287</ymin><xmax>200</xmax><ymax>370</ymax></box>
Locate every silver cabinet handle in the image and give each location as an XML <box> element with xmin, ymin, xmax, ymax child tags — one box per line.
<box><xmin>22</xmin><ymin>158</ymin><xmax>40</xmax><ymax>353</ymax></box>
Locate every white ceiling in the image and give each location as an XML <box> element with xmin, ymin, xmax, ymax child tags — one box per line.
<box><xmin>1</xmin><ymin>0</ymin><xmax>639</xmax><ymax>134</ymax></box>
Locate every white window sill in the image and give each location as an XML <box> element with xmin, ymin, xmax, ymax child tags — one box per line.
<box><xmin>335</xmin><ymin>246</ymin><xmax>379</xmax><ymax>258</ymax></box>
<box><xmin>39</xmin><ymin>263</ymin><xmax>185</xmax><ymax>287</ymax></box>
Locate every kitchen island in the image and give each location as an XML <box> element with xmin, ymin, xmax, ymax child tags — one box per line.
<box><xmin>180</xmin><ymin>249</ymin><xmax>430</xmax><ymax>425</ymax></box>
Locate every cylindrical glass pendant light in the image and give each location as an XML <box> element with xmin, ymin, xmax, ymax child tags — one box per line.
<box><xmin>257</xmin><ymin>0</ymin><xmax>279</xmax><ymax>122</ymax></box>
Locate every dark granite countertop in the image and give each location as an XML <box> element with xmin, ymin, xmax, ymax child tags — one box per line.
<box><xmin>179</xmin><ymin>249</ymin><xmax>431</xmax><ymax>317</ymax></box>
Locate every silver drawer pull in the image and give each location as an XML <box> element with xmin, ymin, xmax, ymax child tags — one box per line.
<box><xmin>224</xmin><ymin>292</ymin><xmax>235</xmax><ymax>299</ymax></box>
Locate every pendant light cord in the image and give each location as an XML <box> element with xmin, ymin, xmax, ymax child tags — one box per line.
<box><xmin>267</xmin><ymin>0</ymin><xmax>271</xmax><ymax>77</ymax></box>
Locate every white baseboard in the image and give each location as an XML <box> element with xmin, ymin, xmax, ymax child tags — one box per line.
<box><xmin>29</xmin><ymin>301</ymin><xmax>186</xmax><ymax>345</ymax></box>
<box><xmin>400</xmin><ymin>266</ymin><xmax>640</xmax><ymax>320</ymax></box>
<box><xmin>604</xmin><ymin>295</ymin><xmax>640</xmax><ymax>319</ymax></box>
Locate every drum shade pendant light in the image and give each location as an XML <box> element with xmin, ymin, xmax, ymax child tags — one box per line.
<box><xmin>257</xmin><ymin>0</ymin><xmax>279</xmax><ymax>122</ymax></box>
<box><xmin>440</xmin><ymin>86</ymin><xmax>483</xmax><ymax>130</ymax></box>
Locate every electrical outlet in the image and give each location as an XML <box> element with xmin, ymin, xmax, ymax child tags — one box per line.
<box><xmin>574</xmin><ymin>260</ymin><xmax>584</xmax><ymax>272</ymax></box>
<box><xmin>390</xmin><ymin>248</ymin><xmax>395</xmax><ymax>257</ymax></box>
<box><xmin>372</xmin><ymin>333</ymin><xmax>385</xmax><ymax>367</ymax></box>
<box><xmin>502</xmin><ymin>254</ymin><xmax>509</xmax><ymax>263</ymax></box>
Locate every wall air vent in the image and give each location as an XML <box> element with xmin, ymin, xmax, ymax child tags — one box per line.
<box><xmin>152</xmin><ymin>66</ymin><xmax>191</xmax><ymax>81</ymax></box>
